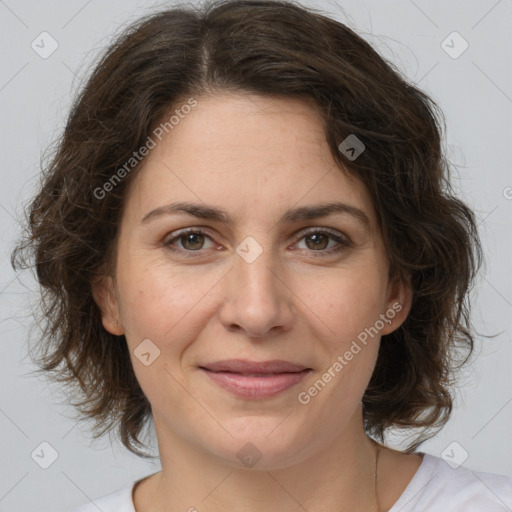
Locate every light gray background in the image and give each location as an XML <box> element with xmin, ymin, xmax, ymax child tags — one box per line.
<box><xmin>1</xmin><ymin>1</ymin><xmax>511</xmax><ymax>510</ymax></box>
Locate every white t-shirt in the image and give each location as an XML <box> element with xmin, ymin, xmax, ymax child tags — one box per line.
<box><xmin>71</xmin><ymin>453</ymin><xmax>512</xmax><ymax>511</ymax></box>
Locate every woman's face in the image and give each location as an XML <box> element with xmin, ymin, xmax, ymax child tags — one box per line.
<box><xmin>94</xmin><ymin>93</ymin><xmax>411</xmax><ymax>469</ymax></box>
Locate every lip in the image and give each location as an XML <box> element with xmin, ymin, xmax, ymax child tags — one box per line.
<box><xmin>199</xmin><ymin>359</ymin><xmax>312</xmax><ymax>399</ymax></box>
<box><xmin>201</xmin><ymin>359</ymin><xmax>309</xmax><ymax>374</ymax></box>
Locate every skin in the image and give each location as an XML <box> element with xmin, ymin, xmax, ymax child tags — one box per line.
<box><xmin>93</xmin><ymin>92</ymin><xmax>423</xmax><ymax>512</ymax></box>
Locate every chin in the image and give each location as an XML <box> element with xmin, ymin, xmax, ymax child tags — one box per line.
<box><xmin>207</xmin><ymin>417</ymin><xmax>314</xmax><ymax>471</ymax></box>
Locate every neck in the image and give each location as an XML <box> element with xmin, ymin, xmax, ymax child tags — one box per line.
<box><xmin>144</xmin><ymin>411</ymin><xmax>380</xmax><ymax>512</ymax></box>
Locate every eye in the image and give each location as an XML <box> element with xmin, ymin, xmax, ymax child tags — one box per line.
<box><xmin>163</xmin><ymin>227</ymin><xmax>351</xmax><ymax>258</ymax></box>
<box><xmin>163</xmin><ymin>228</ymin><xmax>217</xmax><ymax>254</ymax></box>
<box><xmin>294</xmin><ymin>228</ymin><xmax>351</xmax><ymax>257</ymax></box>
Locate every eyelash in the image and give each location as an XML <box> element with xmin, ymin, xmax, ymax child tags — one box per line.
<box><xmin>163</xmin><ymin>227</ymin><xmax>351</xmax><ymax>258</ymax></box>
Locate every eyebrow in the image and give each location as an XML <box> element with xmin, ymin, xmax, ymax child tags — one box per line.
<box><xmin>140</xmin><ymin>200</ymin><xmax>370</xmax><ymax>228</ymax></box>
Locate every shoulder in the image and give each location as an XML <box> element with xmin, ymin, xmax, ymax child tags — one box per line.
<box><xmin>70</xmin><ymin>480</ymin><xmax>136</xmax><ymax>512</ymax></box>
<box><xmin>390</xmin><ymin>453</ymin><xmax>512</xmax><ymax>512</ymax></box>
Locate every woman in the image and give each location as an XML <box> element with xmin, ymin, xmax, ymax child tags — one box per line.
<box><xmin>12</xmin><ymin>0</ymin><xmax>512</xmax><ymax>511</ymax></box>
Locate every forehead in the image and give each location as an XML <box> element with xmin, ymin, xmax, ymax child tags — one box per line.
<box><xmin>123</xmin><ymin>92</ymin><xmax>376</xmax><ymax>229</ymax></box>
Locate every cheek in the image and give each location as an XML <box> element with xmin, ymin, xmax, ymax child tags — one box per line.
<box><xmin>296</xmin><ymin>268</ymin><xmax>386</xmax><ymax>416</ymax></box>
<box><xmin>291</xmin><ymin>271</ymin><xmax>386</xmax><ymax>445</ymax></box>
<box><xmin>117</xmin><ymin>250</ymin><xmax>388</xmax><ymax>355</ymax></box>
<box><xmin>116</xmin><ymin>261</ymin><xmax>224</xmax><ymax>351</ymax></box>
<box><xmin>114</xmin><ymin>266</ymin><xmax>222</xmax><ymax>407</ymax></box>
<box><xmin>297</xmin><ymin>263</ymin><xmax>388</xmax><ymax>347</ymax></box>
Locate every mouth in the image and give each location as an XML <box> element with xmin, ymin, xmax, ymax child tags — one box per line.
<box><xmin>199</xmin><ymin>359</ymin><xmax>312</xmax><ymax>399</ymax></box>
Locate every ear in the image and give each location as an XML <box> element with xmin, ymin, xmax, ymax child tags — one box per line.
<box><xmin>91</xmin><ymin>274</ymin><xmax>125</xmax><ymax>336</ymax></box>
<box><xmin>380</xmin><ymin>273</ymin><xmax>413</xmax><ymax>336</ymax></box>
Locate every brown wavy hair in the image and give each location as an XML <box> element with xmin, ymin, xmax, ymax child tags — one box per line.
<box><xmin>12</xmin><ymin>0</ymin><xmax>483</xmax><ymax>458</ymax></box>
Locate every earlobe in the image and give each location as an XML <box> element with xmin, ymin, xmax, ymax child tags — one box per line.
<box><xmin>381</xmin><ymin>275</ymin><xmax>413</xmax><ymax>336</ymax></box>
<box><xmin>91</xmin><ymin>274</ymin><xmax>125</xmax><ymax>336</ymax></box>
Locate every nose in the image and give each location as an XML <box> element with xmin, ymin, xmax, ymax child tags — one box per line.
<box><xmin>218</xmin><ymin>241</ymin><xmax>295</xmax><ymax>338</ymax></box>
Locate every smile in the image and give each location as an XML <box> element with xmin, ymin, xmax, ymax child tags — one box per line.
<box><xmin>199</xmin><ymin>359</ymin><xmax>312</xmax><ymax>399</ymax></box>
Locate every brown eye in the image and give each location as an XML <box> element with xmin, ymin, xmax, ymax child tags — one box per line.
<box><xmin>304</xmin><ymin>233</ymin><xmax>330</xmax><ymax>250</ymax></box>
<box><xmin>295</xmin><ymin>229</ymin><xmax>351</xmax><ymax>257</ymax></box>
<box><xmin>164</xmin><ymin>229</ymin><xmax>216</xmax><ymax>254</ymax></box>
<box><xmin>180</xmin><ymin>233</ymin><xmax>206</xmax><ymax>250</ymax></box>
